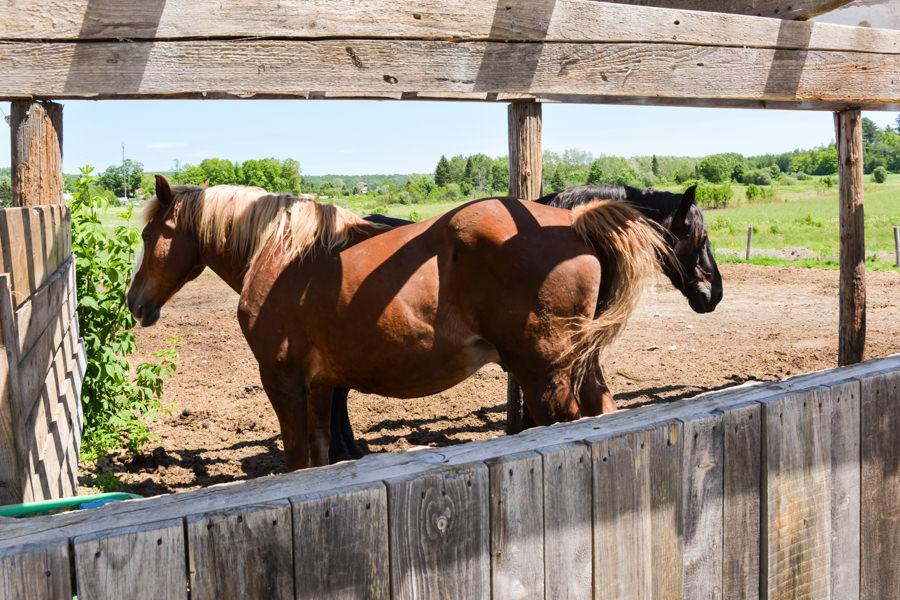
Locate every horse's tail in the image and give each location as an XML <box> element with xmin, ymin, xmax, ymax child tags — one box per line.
<box><xmin>566</xmin><ymin>200</ymin><xmax>669</xmax><ymax>399</ymax></box>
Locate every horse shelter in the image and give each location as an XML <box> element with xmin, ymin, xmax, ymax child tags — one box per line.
<box><xmin>1</xmin><ymin>0</ymin><xmax>899</xmax><ymax>598</ymax></box>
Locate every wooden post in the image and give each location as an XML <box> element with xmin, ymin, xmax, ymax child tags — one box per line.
<box><xmin>893</xmin><ymin>226</ymin><xmax>899</xmax><ymax>268</ymax></box>
<box><xmin>746</xmin><ymin>226</ymin><xmax>753</xmax><ymax>260</ymax></box>
<box><xmin>10</xmin><ymin>101</ymin><xmax>63</xmax><ymax>207</ymax></box>
<box><xmin>506</xmin><ymin>101</ymin><xmax>542</xmax><ymax>435</ymax></box>
<box><xmin>834</xmin><ymin>109</ymin><xmax>865</xmax><ymax>366</ymax></box>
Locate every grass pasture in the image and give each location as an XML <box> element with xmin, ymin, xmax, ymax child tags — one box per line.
<box><xmin>703</xmin><ymin>174</ymin><xmax>900</xmax><ymax>271</ymax></box>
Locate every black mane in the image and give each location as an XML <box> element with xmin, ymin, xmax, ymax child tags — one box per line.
<box><xmin>538</xmin><ymin>183</ymin><xmax>682</xmax><ymax>223</ymax></box>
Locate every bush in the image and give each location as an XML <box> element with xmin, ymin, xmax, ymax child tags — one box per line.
<box><xmin>70</xmin><ymin>167</ymin><xmax>179</xmax><ymax>460</ymax></box>
<box><xmin>742</xmin><ymin>169</ymin><xmax>772</xmax><ymax>186</ymax></box>
<box><xmin>796</xmin><ymin>172</ymin><xmax>812</xmax><ymax>181</ymax></box>
<box><xmin>873</xmin><ymin>166</ymin><xmax>888</xmax><ymax>183</ymax></box>
<box><xmin>687</xmin><ymin>182</ymin><xmax>734</xmax><ymax>208</ymax></box>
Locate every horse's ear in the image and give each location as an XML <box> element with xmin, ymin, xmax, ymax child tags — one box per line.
<box><xmin>202</xmin><ymin>179</ymin><xmax>210</xmax><ymax>188</ymax></box>
<box><xmin>155</xmin><ymin>175</ymin><xmax>174</xmax><ymax>207</ymax></box>
<box><xmin>674</xmin><ymin>185</ymin><xmax>697</xmax><ymax>224</ymax></box>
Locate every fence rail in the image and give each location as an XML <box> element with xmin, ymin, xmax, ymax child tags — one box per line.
<box><xmin>1</xmin><ymin>354</ymin><xmax>897</xmax><ymax>599</ymax></box>
<box><xmin>0</xmin><ymin>205</ymin><xmax>85</xmax><ymax>505</ymax></box>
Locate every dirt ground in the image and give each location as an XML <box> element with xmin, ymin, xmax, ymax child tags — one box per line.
<box><xmin>78</xmin><ymin>263</ymin><xmax>900</xmax><ymax>497</ymax></box>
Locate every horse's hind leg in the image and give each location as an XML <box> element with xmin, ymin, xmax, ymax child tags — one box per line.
<box><xmin>330</xmin><ymin>388</ymin><xmax>363</xmax><ymax>463</ymax></box>
<box><xmin>508</xmin><ymin>363</ymin><xmax>616</xmax><ymax>428</ymax></box>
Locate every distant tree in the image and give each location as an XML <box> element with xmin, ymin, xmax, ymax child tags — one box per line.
<box><xmin>0</xmin><ymin>178</ymin><xmax>11</xmax><ymax>207</ymax></box>
<box><xmin>586</xmin><ymin>160</ymin><xmax>605</xmax><ymax>185</ymax></box>
<box><xmin>550</xmin><ymin>168</ymin><xmax>566</xmax><ymax>192</ymax></box>
<box><xmin>434</xmin><ymin>155</ymin><xmax>451</xmax><ymax>187</ymax></box>
<box><xmin>873</xmin><ymin>166</ymin><xmax>888</xmax><ymax>183</ymax></box>
<box><xmin>862</xmin><ymin>117</ymin><xmax>879</xmax><ymax>147</ymax></box>
<box><xmin>98</xmin><ymin>159</ymin><xmax>144</xmax><ymax>199</ymax></box>
<box><xmin>651</xmin><ymin>154</ymin><xmax>659</xmax><ymax>178</ymax></box>
<box><xmin>697</xmin><ymin>155</ymin><xmax>732</xmax><ymax>183</ymax></box>
<box><xmin>490</xmin><ymin>157</ymin><xmax>509</xmax><ymax>193</ymax></box>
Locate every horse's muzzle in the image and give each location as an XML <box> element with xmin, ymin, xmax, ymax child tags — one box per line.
<box><xmin>687</xmin><ymin>280</ymin><xmax>723</xmax><ymax>313</ymax></box>
<box><xmin>127</xmin><ymin>291</ymin><xmax>160</xmax><ymax>327</ymax></box>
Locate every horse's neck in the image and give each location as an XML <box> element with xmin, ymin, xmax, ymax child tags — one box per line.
<box><xmin>200</xmin><ymin>244</ymin><xmax>251</xmax><ymax>295</ymax></box>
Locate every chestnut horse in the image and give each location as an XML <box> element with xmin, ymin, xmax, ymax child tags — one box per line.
<box><xmin>128</xmin><ymin>176</ymin><xmax>667</xmax><ymax>469</ymax></box>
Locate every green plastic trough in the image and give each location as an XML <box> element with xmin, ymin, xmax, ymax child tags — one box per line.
<box><xmin>0</xmin><ymin>492</ymin><xmax>141</xmax><ymax>519</ymax></box>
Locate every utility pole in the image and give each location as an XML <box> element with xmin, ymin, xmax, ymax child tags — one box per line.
<box><xmin>122</xmin><ymin>143</ymin><xmax>128</xmax><ymax>201</ymax></box>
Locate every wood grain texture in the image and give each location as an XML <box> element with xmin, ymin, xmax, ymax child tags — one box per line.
<box><xmin>722</xmin><ymin>402</ymin><xmax>761</xmax><ymax>599</ymax></box>
<box><xmin>0</xmin><ymin>541</ymin><xmax>71</xmax><ymax>600</ymax></box>
<box><xmin>0</xmin><ymin>208</ymin><xmax>32</xmax><ymax>307</ymax></box>
<box><xmin>539</xmin><ymin>442</ymin><xmax>593</xmax><ymax>598</ymax></box>
<box><xmin>0</xmin><ymin>0</ymin><xmax>885</xmax><ymax>47</ymax></box>
<box><xmin>73</xmin><ymin>518</ymin><xmax>187</xmax><ymax>600</ymax></box>
<box><xmin>10</xmin><ymin>102</ymin><xmax>63</xmax><ymax>207</ymax></box>
<box><xmin>486</xmin><ymin>451</ymin><xmax>544</xmax><ymax>599</ymax></box>
<box><xmin>0</xmin><ymin>39</ymin><xmax>899</xmax><ymax>109</ymax></box>
<box><xmin>387</xmin><ymin>463</ymin><xmax>489</xmax><ymax>600</ymax></box>
<box><xmin>14</xmin><ymin>256</ymin><xmax>73</xmax><ymax>358</ymax></box>
<box><xmin>680</xmin><ymin>412</ymin><xmax>724</xmax><ymax>599</ymax></box>
<box><xmin>829</xmin><ymin>381</ymin><xmax>861</xmax><ymax>600</ymax></box>
<box><xmin>592</xmin><ymin>432</ymin><xmax>652</xmax><ymax>599</ymax></box>
<box><xmin>187</xmin><ymin>501</ymin><xmax>293</xmax><ymax>600</ymax></box>
<box><xmin>291</xmin><ymin>482</ymin><xmax>389</xmax><ymax>599</ymax></box>
<box><xmin>0</xmin><ymin>275</ymin><xmax>23</xmax><ymax>504</ymax></box>
<box><xmin>762</xmin><ymin>389</ymin><xmax>833</xmax><ymax>599</ymax></box>
<box><xmin>860</xmin><ymin>370</ymin><xmax>900</xmax><ymax>600</ymax></box>
<box><xmin>836</xmin><ymin>109</ymin><xmax>867</xmax><ymax>366</ymax></box>
<box><xmin>650</xmin><ymin>422</ymin><xmax>684</xmax><ymax>598</ymax></box>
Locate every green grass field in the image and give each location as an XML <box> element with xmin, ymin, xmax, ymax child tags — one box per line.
<box><xmin>100</xmin><ymin>173</ymin><xmax>900</xmax><ymax>271</ymax></box>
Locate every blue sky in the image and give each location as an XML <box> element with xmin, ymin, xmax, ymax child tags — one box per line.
<box><xmin>1</xmin><ymin>100</ymin><xmax>897</xmax><ymax>176</ymax></box>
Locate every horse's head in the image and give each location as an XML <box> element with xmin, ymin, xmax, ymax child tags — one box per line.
<box><xmin>127</xmin><ymin>175</ymin><xmax>205</xmax><ymax>326</ymax></box>
<box><xmin>660</xmin><ymin>186</ymin><xmax>723</xmax><ymax>313</ymax></box>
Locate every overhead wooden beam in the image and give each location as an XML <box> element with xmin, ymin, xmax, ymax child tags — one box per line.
<box><xmin>0</xmin><ymin>1</ymin><xmax>898</xmax><ymax>109</ymax></box>
<box><xmin>835</xmin><ymin>109</ymin><xmax>866</xmax><ymax>366</ymax></box>
<box><xmin>0</xmin><ymin>1</ymin><xmax>869</xmax><ymax>41</ymax></box>
<box><xmin>10</xmin><ymin>101</ymin><xmax>63</xmax><ymax>207</ymax></box>
<box><xmin>506</xmin><ymin>101</ymin><xmax>543</xmax><ymax>435</ymax></box>
<box><xmin>1</xmin><ymin>39</ymin><xmax>899</xmax><ymax>109</ymax></box>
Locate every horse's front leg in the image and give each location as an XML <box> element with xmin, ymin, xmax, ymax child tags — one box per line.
<box><xmin>330</xmin><ymin>388</ymin><xmax>363</xmax><ymax>463</ymax></box>
<box><xmin>258</xmin><ymin>367</ymin><xmax>333</xmax><ymax>470</ymax></box>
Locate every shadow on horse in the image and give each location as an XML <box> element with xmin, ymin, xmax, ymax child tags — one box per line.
<box><xmin>128</xmin><ymin>176</ymin><xmax>667</xmax><ymax>469</ymax></box>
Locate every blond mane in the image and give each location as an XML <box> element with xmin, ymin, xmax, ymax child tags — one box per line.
<box><xmin>143</xmin><ymin>185</ymin><xmax>386</xmax><ymax>267</ymax></box>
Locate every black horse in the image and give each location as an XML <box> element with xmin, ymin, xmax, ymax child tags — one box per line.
<box><xmin>328</xmin><ymin>184</ymin><xmax>723</xmax><ymax>462</ymax></box>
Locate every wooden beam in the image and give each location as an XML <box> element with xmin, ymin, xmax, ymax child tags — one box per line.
<box><xmin>506</xmin><ymin>101</ymin><xmax>542</xmax><ymax>435</ymax></box>
<box><xmin>0</xmin><ymin>1</ymin><xmax>875</xmax><ymax>44</ymax></box>
<box><xmin>0</xmin><ymin>1</ymin><xmax>899</xmax><ymax>109</ymax></box>
<box><xmin>10</xmin><ymin>102</ymin><xmax>63</xmax><ymax>207</ymax></box>
<box><xmin>835</xmin><ymin>109</ymin><xmax>866</xmax><ymax>366</ymax></box>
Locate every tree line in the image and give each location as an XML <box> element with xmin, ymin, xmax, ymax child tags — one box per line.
<box><xmin>7</xmin><ymin>115</ymin><xmax>897</xmax><ymax>210</ymax></box>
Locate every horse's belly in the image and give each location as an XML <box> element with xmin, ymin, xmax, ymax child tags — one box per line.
<box><xmin>326</xmin><ymin>335</ymin><xmax>499</xmax><ymax>399</ymax></box>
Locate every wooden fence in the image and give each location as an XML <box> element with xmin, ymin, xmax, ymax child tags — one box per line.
<box><xmin>0</xmin><ymin>354</ymin><xmax>896</xmax><ymax>599</ymax></box>
<box><xmin>0</xmin><ymin>205</ymin><xmax>85</xmax><ymax>505</ymax></box>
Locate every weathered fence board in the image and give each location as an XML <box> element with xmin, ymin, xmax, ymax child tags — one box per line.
<box><xmin>762</xmin><ymin>388</ymin><xmax>833</xmax><ymax>599</ymax></box>
<box><xmin>0</xmin><ymin>204</ymin><xmax>83</xmax><ymax>504</ymax></box>
<box><xmin>680</xmin><ymin>412</ymin><xmax>724</xmax><ymax>599</ymax></box>
<box><xmin>722</xmin><ymin>401</ymin><xmax>762</xmax><ymax>599</ymax></box>
<box><xmin>486</xmin><ymin>451</ymin><xmax>544</xmax><ymax>599</ymax></box>
<box><xmin>1</xmin><ymin>356</ymin><xmax>898</xmax><ymax>600</ymax></box>
<box><xmin>0</xmin><ymin>541</ymin><xmax>71</xmax><ymax>600</ymax></box>
<box><xmin>540</xmin><ymin>442</ymin><xmax>593</xmax><ymax>598</ymax></box>
<box><xmin>2</xmin><ymin>39</ymin><xmax>899</xmax><ymax>110</ymax></box>
<box><xmin>592</xmin><ymin>431</ymin><xmax>652</xmax><ymax>598</ymax></box>
<box><xmin>0</xmin><ymin>0</ymin><xmax>889</xmax><ymax>50</ymax></box>
<box><xmin>860</xmin><ymin>369</ymin><xmax>900</xmax><ymax>599</ymax></box>
<box><xmin>187</xmin><ymin>501</ymin><xmax>293</xmax><ymax>600</ymax></box>
<box><xmin>387</xmin><ymin>463</ymin><xmax>490</xmax><ymax>599</ymax></box>
<box><xmin>73</xmin><ymin>519</ymin><xmax>186</xmax><ymax>600</ymax></box>
<box><xmin>292</xmin><ymin>483</ymin><xmax>389</xmax><ymax>599</ymax></box>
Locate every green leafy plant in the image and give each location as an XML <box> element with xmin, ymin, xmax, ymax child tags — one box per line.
<box><xmin>872</xmin><ymin>166</ymin><xmax>888</xmax><ymax>184</ymax></box>
<box><xmin>70</xmin><ymin>166</ymin><xmax>179</xmax><ymax>460</ymax></box>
